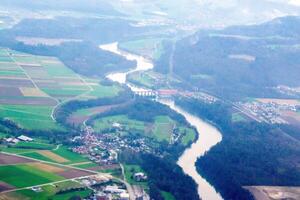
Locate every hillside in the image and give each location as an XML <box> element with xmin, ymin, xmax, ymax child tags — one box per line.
<box><xmin>156</xmin><ymin>16</ymin><xmax>300</xmax><ymax>99</ymax></box>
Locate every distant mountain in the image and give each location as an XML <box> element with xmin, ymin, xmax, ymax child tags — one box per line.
<box><xmin>156</xmin><ymin>16</ymin><xmax>300</xmax><ymax>99</ymax></box>
<box><xmin>109</xmin><ymin>0</ymin><xmax>300</xmax><ymax>28</ymax></box>
<box><xmin>0</xmin><ymin>0</ymin><xmax>121</xmax><ymax>15</ymax></box>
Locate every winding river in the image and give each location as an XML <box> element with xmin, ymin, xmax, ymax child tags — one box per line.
<box><xmin>100</xmin><ymin>42</ymin><xmax>223</xmax><ymax>200</ymax></box>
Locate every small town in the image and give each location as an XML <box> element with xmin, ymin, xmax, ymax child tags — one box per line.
<box><xmin>238</xmin><ymin>100</ymin><xmax>299</xmax><ymax>124</ymax></box>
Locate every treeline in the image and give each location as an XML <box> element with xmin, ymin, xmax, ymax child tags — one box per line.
<box><xmin>176</xmin><ymin>97</ymin><xmax>300</xmax><ymax>200</ymax></box>
<box><xmin>119</xmin><ymin>151</ymin><xmax>199</xmax><ymax>200</ymax></box>
<box><xmin>88</xmin><ymin>99</ymin><xmax>186</xmax><ymax>124</ymax></box>
<box><xmin>55</xmin><ymin>90</ymin><xmax>133</xmax><ymax>128</ymax></box>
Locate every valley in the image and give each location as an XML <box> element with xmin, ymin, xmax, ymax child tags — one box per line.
<box><xmin>0</xmin><ymin>2</ymin><xmax>299</xmax><ymax>200</ymax></box>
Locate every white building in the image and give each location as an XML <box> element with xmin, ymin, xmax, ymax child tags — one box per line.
<box><xmin>17</xmin><ymin>135</ymin><xmax>33</xmax><ymax>142</ymax></box>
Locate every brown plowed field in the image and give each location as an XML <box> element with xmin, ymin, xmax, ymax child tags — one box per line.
<box><xmin>0</xmin><ymin>153</ymin><xmax>34</xmax><ymax>165</ymax></box>
<box><xmin>0</xmin><ymin>182</ymin><xmax>15</xmax><ymax>192</ymax></box>
<box><xmin>0</xmin><ymin>79</ymin><xmax>33</xmax><ymax>87</ymax></box>
<box><xmin>0</xmin><ymin>97</ymin><xmax>57</xmax><ymax>106</ymax></box>
<box><xmin>27</xmin><ymin>162</ymin><xmax>65</xmax><ymax>173</ymax></box>
<box><xmin>37</xmin><ymin>151</ymin><xmax>69</xmax><ymax>163</ymax></box>
<box><xmin>0</xmin><ymin>87</ymin><xmax>22</xmax><ymax>97</ymax></box>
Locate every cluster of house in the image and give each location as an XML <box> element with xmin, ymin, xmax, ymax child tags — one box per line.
<box><xmin>239</xmin><ymin>101</ymin><xmax>298</xmax><ymax>124</ymax></box>
<box><xmin>77</xmin><ymin>175</ymin><xmax>131</xmax><ymax>200</ymax></box>
<box><xmin>133</xmin><ymin>172</ymin><xmax>147</xmax><ymax>182</ymax></box>
<box><xmin>276</xmin><ymin>85</ymin><xmax>300</xmax><ymax>97</ymax></box>
<box><xmin>71</xmin><ymin>123</ymin><xmax>158</xmax><ymax>164</ymax></box>
<box><xmin>94</xmin><ymin>185</ymin><xmax>130</xmax><ymax>200</ymax></box>
<box><xmin>3</xmin><ymin>135</ymin><xmax>33</xmax><ymax>144</ymax></box>
<box><xmin>71</xmin><ymin>133</ymin><xmax>118</xmax><ymax>165</ymax></box>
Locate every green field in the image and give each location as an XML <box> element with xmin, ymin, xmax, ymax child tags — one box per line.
<box><xmin>0</xmin><ymin>132</ymin><xmax>7</xmax><ymax>139</ymax></box>
<box><xmin>232</xmin><ymin>113</ymin><xmax>247</xmax><ymax>122</ymax></box>
<box><xmin>93</xmin><ymin>115</ymin><xmax>145</xmax><ymax>133</ymax></box>
<box><xmin>161</xmin><ymin>191</ymin><xmax>176</xmax><ymax>200</ymax></box>
<box><xmin>0</xmin><ymin>56</ymin><xmax>12</xmax><ymax>62</ymax></box>
<box><xmin>20</xmin><ymin>152</ymin><xmax>57</xmax><ymax>163</ymax></box>
<box><xmin>84</xmin><ymin>83</ymin><xmax>122</xmax><ymax>99</ymax></box>
<box><xmin>0</xmin><ymin>104</ymin><xmax>63</xmax><ymax>131</ymax></box>
<box><xmin>98</xmin><ymin>168</ymin><xmax>123</xmax><ymax>178</ymax></box>
<box><xmin>0</xmin><ymin>164</ymin><xmax>64</xmax><ymax>188</ymax></box>
<box><xmin>75</xmin><ymin>162</ymin><xmax>99</xmax><ymax>169</ymax></box>
<box><xmin>16</xmin><ymin>182</ymin><xmax>92</xmax><ymax>200</ymax></box>
<box><xmin>1</xmin><ymin>147</ymin><xmax>37</xmax><ymax>154</ymax></box>
<box><xmin>153</xmin><ymin>116</ymin><xmax>174</xmax><ymax>142</ymax></box>
<box><xmin>15</xmin><ymin>141</ymin><xmax>55</xmax><ymax>150</ymax></box>
<box><xmin>92</xmin><ymin>114</ymin><xmax>194</xmax><ymax>144</ymax></box>
<box><xmin>127</xmin><ymin>71</ymin><xmax>156</xmax><ymax>88</ymax></box>
<box><xmin>179</xmin><ymin>127</ymin><xmax>196</xmax><ymax>146</ymax></box>
<box><xmin>42</xmin><ymin>88</ymin><xmax>88</xmax><ymax>97</ymax></box>
<box><xmin>52</xmin><ymin>146</ymin><xmax>89</xmax><ymax>164</ymax></box>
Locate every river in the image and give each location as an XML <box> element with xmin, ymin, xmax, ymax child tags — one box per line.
<box><xmin>100</xmin><ymin>42</ymin><xmax>223</xmax><ymax>200</ymax></box>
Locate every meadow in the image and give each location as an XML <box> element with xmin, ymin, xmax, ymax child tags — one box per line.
<box><xmin>92</xmin><ymin>114</ymin><xmax>196</xmax><ymax>145</ymax></box>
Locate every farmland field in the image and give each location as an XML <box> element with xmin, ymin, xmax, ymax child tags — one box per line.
<box><xmin>0</xmin><ymin>164</ymin><xmax>64</xmax><ymax>188</ymax></box>
<box><xmin>153</xmin><ymin>116</ymin><xmax>175</xmax><ymax>142</ymax></box>
<box><xmin>52</xmin><ymin>147</ymin><xmax>89</xmax><ymax>164</ymax></box>
<box><xmin>18</xmin><ymin>147</ymin><xmax>88</xmax><ymax>165</ymax></box>
<box><xmin>0</xmin><ymin>47</ymin><xmax>122</xmax><ymax>131</ymax></box>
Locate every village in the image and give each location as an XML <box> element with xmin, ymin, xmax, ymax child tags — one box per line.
<box><xmin>70</xmin><ymin>124</ymin><xmax>151</xmax><ymax>200</ymax></box>
<box><xmin>237</xmin><ymin>99</ymin><xmax>299</xmax><ymax>124</ymax></box>
<box><xmin>71</xmin><ymin>123</ymin><xmax>159</xmax><ymax>165</ymax></box>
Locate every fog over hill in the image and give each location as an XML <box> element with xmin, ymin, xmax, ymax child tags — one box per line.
<box><xmin>109</xmin><ymin>0</ymin><xmax>300</xmax><ymax>28</ymax></box>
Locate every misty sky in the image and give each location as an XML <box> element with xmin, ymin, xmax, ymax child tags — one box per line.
<box><xmin>115</xmin><ymin>0</ymin><xmax>300</xmax><ymax>27</ymax></box>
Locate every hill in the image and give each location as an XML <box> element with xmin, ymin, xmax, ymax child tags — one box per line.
<box><xmin>155</xmin><ymin>16</ymin><xmax>300</xmax><ymax>99</ymax></box>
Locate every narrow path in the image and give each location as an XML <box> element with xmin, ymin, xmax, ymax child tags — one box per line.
<box><xmin>53</xmin><ymin>144</ymin><xmax>61</xmax><ymax>151</ymax></box>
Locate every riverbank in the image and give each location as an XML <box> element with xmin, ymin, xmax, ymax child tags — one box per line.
<box><xmin>100</xmin><ymin>42</ymin><xmax>224</xmax><ymax>200</ymax></box>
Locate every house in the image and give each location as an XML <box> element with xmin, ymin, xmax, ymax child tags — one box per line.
<box><xmin>5</xmin><ymin>138</ymin><xmax>19</xmax><ymax>144</ymax></box>
<box><xmin>31</xmin><ymin>186</ymin><xmax>42</xmax><ymax>192</ymax></box>
<box><xmin>112</xmin><ymin>122</ymin><xmax>122</xmax><ymax>129</ymax></box>
<box><xmin>104</xmin><ymin>185</ymin><xmax>126</xmax><ymax>194</ymax></box>
<box><xmin>133</xmin><ymin>172</ymin><xmax>147</xmax><ymax>182</ymax></box>
<box><xmin>17</xmin><ymin>135</ymin><xmax>33</xmax><ymax>142</ymax></box>
<box><xmin>95</xmin><ymin>192</ymin><xmax>111</xmax><ymax>200</ymax></box>
<box><xmin>120</xmin><ymin>192</ymin><xmax>130</xmax><ymax>200</ymax></box>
